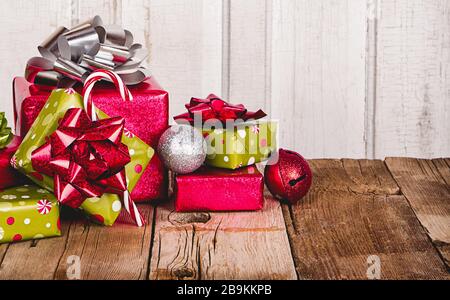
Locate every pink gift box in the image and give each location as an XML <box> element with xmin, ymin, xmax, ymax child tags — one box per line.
<box><xmin>13</xmin><ymin>76</ymin><xmax>169</xmax><ymax>202</ymax></box>
<box><xmin>175</xmin><ymin>166</ymin><xmax>264</xmax><ymax>212</ymax></box>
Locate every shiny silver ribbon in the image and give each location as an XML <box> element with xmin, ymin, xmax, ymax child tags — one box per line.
<box><xmin>26</xmin><ymin>15</ymin><xmax>150</xmax><ymax>87</ymax></box>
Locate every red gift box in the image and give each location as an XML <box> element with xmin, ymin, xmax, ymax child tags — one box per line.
<box><xmin>13</xmin><ymin>77</ymin><xmax>169</xmax><ymax>202</ymax></box>
<box><xmin>174</xmin><ymin>166</ymin><xmax>264</xmax><ymax>212</ymax></box>
<box><xmin>0</xmin><ymin>136</ymin><xmax>29</xmax><ymax>189</ymax></box>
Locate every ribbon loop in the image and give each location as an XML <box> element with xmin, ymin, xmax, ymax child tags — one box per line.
<box><xmin>31</xmin><ymin>107</ymin><xmax>144</xmax><ymax>227</ymax></box>
<box><xmin>25</xmin><ymin>15</ymin><xmax>150</xmax><ymax>87</ymax></box>
<box><xmin>174</xmin><ymin>94</ymin><xmax>267</xmax><ymax>125</ymax></box>
<box><xmin>31</xmin><ymin>108</ymin><xmax>130</xmax><ymax>208</ymax></box>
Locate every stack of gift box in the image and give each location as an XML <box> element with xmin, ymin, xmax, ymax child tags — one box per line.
<box><xmin>171</xmin><ymin>94</ymin><xmax>277</xmax><ymax>212</ymax></box>
<box><xmin>1</xmin><ymin>16</ymin><xmax>170</xmax><ymax>243</ymax></box>
<box><xmin>1</xmin><ymin>16</ymin><xmax>309</xmax><ymax>245</ymax></box>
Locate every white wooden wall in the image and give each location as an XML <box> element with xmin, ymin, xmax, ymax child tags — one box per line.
<box><xmin>0</xmin><ymin>0</ymin><xmax>448</xmax><ymax>159</ymax></box>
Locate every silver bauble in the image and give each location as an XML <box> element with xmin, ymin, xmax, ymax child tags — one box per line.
<box><xmin>157</xmin><ymin>124</ymin><xmax>207</xmax><ymax>174</ymax></box>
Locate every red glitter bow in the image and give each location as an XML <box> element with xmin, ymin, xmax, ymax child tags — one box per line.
<box><xmin>174</xmin><ymin>94</ymin><xmax>266</xmax><ymax>125</ymax></box>
<box><xmin>31</xmin><ymin>108</ymin><xmax>131</xmax><ymax>209</ymax></box>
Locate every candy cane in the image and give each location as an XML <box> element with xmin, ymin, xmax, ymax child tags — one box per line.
<box><xmin>123</xmin><ymin>191</ymin><xmax>145</xmax><ymax>227</ymax></box>
<box><xmin>82</xmin><ymin>70</ymin><xmax>144</xmax><ymax>227</ymax></box>
<box><xmin>82</xmin><ymin>70</ymin><xmax>133</xmax><ymax>121</ymax></box>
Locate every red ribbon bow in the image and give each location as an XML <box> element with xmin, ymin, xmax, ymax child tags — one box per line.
<box><xmin>31</xmin><ymin>108</ymin><xmax>131</xmax><ymax>209</ymax></box>
<box><xmin>173</xmin><ymin>94</ymin><xmax>266</xmax><ymax>125</ymax></box>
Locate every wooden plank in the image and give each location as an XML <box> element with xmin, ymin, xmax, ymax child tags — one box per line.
<box><xmin>228</xmin><ymin>0</ymin><xmax>269</xmax><ymax>112</ymax></box>
<box><xmin>270</xmin><ymin>0</ymin><xmax>295</xmax><ymax>149</ymax></box>
<box><xmin>53</xmin><ymin>205</ymin><xmax>154</xmax><ymax>280</ymax></box>
<box><xmin>283</xmin><ymin>159</ymin><xmax>449</xmax><ymax>279</ymax></box>
<box><xmin>150</xmin><ymin>191</ymin><xmax>297</xmax><ymax>280</ymax></box>
<box><xmin>432</xmin><ymin>158</ymin><xmax>450</xmax><ymax>186</ymax></box>
<box><xmin>148</xmin><ymin>0</ymin><xmax>223</xmax><ymax>119</ymax></box>
<box><xmin>0</xmin><ymin>205</ymin><xmax>154</xmax><ymax>279</ymax></box>
<box><xmin>365</xmin><ymin>0</ymin><xmax>379</xmax><ymax>159</ymax></box>
<box><xmin>309</xmin><ymin>159</ymin><xmax>400</xmax><ymax>195</ymax></box>
<box><xmin>386</xmin><ymin>157</ymin><xmax>450</xmax><ymax>268</ymax></box>
<box><xmin>375</xmin><ymin>0</ymin><xmax>450</xmax><ymax>158</ymax></box>
<box><xmin>0</xmin><ymin>244</ymin><xmax>8</xmax><ymax>263</ymax></box>
<box><xmin>270</xmin><ymin>0</ymin><xmax>368</xmax><ymax>157</ymax></box>
<box><xmin>121</xmin><ymin>0</ymin><xmax>151</xmax><ymax>65</ymax></box>
<box><xmin>0</xmin><ymin>0</ymin><xmax>72</xmax><ymax>125</ymax></box>
<box><xmin>0</xmin><ymin>220</ymin><xmax>71</xmax><ymax>279</ymax></box>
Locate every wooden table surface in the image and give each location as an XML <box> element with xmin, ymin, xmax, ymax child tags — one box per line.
<box><xmin>0</xmin><ymin>158</ymin><xmax>449</xmax><ymax>280</ymax></box>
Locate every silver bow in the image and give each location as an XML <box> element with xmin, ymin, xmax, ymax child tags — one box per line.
<box><xmin>25</xmin><ymin>15</ymin><xmax>150</xmax><ymax>87</ymax></box>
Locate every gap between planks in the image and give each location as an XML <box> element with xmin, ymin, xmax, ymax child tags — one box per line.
<box><xmin>149</xmin><ymin>191</ymin><xmax>297</xmax><ymax>280</ymax></box>
<box><xmin>282</xmin><ymin>159</ymin><xmax>449</xmax><ymax>279</ymax></box>
<box><xmin>0</xmin><ymin>205</ymin><xmax>154</xmax><ymax>280</ymax></box>
<box><xmin>385</xmin><ymin>158</ymin><xmax>450</xmax><ymax>270</ymax></box>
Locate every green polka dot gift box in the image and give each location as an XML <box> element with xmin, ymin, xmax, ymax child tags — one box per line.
<box><xmin>203</xmin><ymin>120</ymin><xmax>277</xmax><ymax>170</ymax></box>
<box><xmin>12</xmin><ymin>89</ymin><xmax>153</xmax><ymax>226</ymax></box>
<box><xmin>0</xmin><ymin>185</ymin><xmax>61</xmax><ymax>244</ymax></box>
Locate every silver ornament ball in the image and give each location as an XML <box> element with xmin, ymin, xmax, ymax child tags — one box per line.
<box><xmin>157</xmin><ymin>124</ymin><xmax>207</xmax><ymax>174</ymax></box>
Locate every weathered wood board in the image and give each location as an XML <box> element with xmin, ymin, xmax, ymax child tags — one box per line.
<box><xmin>149</xmin><ymin>193</ymin><xmax>297</xmax><ymax>280</ymax></box>
<box><xmin>1</xmin><ymin>1</ymin><xmax>449</xmax><ymax>159</ymax></box>
<box><xmin>0</xmin><ymin>205</ymin><xmax>154</xmax><ymax>280</ymax></box>
<box><xmin>375</xmin><ymin>0</ymin><xmax>450</xmax><ymax>158</ymax></box>
<box><xmin>270</xmin><ymin>0</ymin><xmax>368</xmax><ymax>158</ymax></box>
<box><xmin>1</xmin><ymin>159</ymin><xmax>449</xmax><ymax>279</ymax></box>
<box><xmin>386</xmin><ymin>158</ymin><xmax>450</xmax><ymax>269</ymax></box>
<box><xmin>283</xmin><ymin>159</ymin><xmax>449</xmax><ymax>279</ymax></box>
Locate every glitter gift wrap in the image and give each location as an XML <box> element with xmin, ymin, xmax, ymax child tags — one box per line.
<box><xmin>0</xmin><ymin>136</ymin><xmax>29</xmax><ymax>189</ymax></box>
<box><xmin>203</xmin><ymin>120</ymin><xmax>277</xmax><ymax>170</ymax></box>
<box><xmin>174</xmin><ymin>165</ymin><xmax>264</xmax><ymax>212</ymax></box>
<box><xmin>13</xmin><ymin>76</ymin><xmax>169</xmax><ymax>202</ymax></box>
<box><xmin>12</xmin><ymin>89</ymin><xmax>153</xmax><ymax>226</ymax></box>
<box><xmin>0</xmin><ymin>185</ymin><xmax>61</xmax><ymax>244</ymax></box>
<box><xmin>0</xmin><ymin>112</ymin><xmax>29</xmax><ymax>188</ymax></box>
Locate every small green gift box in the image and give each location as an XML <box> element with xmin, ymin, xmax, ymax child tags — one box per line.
<box><xmin>203</xmin><ymin>120</ymin><xmax>277</xmax><ymax>169</ymax></box>
<box><xmin>0</xmin><ymin>185</ymin><xmax>61</xmax><ymax>244</ymax></box>
<box><xmin>12</xmin><ymin>88</ymin><xmax>153</xmax><ymax>226</ymax></box>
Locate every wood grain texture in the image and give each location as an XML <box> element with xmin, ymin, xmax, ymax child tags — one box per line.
<box><xmin>0</xmin><ymin>0</ymin><xmax>71</xmax><ymax>125</ymax></box>
<box><xmin>0</xmin><ymin>0</ymin><xmax>449</xmax><ymax>158</ymax></box>
<box><xmin>0</xmin><ymin>205</ymin><xmax>154</xmax><ymax>279</ymax></box>
<box><xmin>375</xmin><ymin>0</ymin><xmax>450</xmax><ymax>158</ymax></box>
<box><xmin>283</xmin><ymin>159</ymin><xmax>449</xmax><ymax>279</ymax></box>
<box><xmin>386</xmin><ymin>157</ymin><xmax>450</xmax><ymax>269</ymax></box>
<box><xmin>0</xmin><ymin>220</ymin><xmax>71</xmax><ymax>279</ymax></box>
<box><xmin>149</xmin><ymin>192</ymin><xmax>297</xmax><ymax>280</ymax></box>
<box><xmin>271</xmin><ymin>0</ymin><xmax>368</xmax><ymax>158</ymax></box>
<box><xmin>309</xmin><ymin>159</ymin><xmax>400</xmax><ymax>195</ymax></box>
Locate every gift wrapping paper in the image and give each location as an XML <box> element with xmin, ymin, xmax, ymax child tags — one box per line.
<box><xmin>175</xmin><ymin>165</ymin><xmax>264</xmax><ymax>212</ymax></box>
<box><xmin>13</xmin><ymin>76</ymin><xmax>169</xmax><ymax>201</ymax></box>
<box><xmin>12</xmin><ymin>89</ymin><xmax>152</xmax><ymax>225</ymax></box>
<box><xmin>0</xmin><ymin>185</ymin><xmax>61</xmax><ymax>244</ymax></box>
<box><xmin>1</xmin><ymin>112</ymin><xmax>28</xmax><ymax>188</ymax></box>
<box><xmin>1</xmin><ymin>136</ymin><xmax>29</xmax><ymax>189</ymax></box>
<box><xmin>203</xmin><ymin>120</ymin><xmax>277</xmax><ymax>169</ymax></box>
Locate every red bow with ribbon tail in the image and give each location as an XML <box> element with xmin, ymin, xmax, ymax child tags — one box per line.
<box><xmin>173</xmin><ymin>94</ymin><xmax>267</xmax><ymax>125</ymax></box>
<box><xmin>31</xmin><ymin>69</ymin><xmax>144</xmax><ymax>227</ymax></box>
<box><xmin>31</xmin><ymin>108</ymin><xmax>130</xmax><ymax>209</ymax></box>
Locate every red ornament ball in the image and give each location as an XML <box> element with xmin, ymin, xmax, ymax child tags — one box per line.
<box><xmin>264</xmin><ymin>149</ymin><xmax>312</xmax><ymax>204</ymax></box>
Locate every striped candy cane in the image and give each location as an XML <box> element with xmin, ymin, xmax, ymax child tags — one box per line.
<box><xmin>82</xmin><ymin>69</ymin><xmax>133</xmax><ymax>121</ymax></box>
<box><xmin>82</xmin><ymin>70</ymin><xmax>144</xmax><ymax>227</ymax></box>
<box><xmin>123</xmin><ymin>190</ymin><xmax>145</xmax><ymax>227</ymax></box>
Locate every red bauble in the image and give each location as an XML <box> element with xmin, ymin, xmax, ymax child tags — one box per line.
<box><xmin>264</xmin><ymin>149</ymin><xmax>312</xmax><ymax>204</ymax></box>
